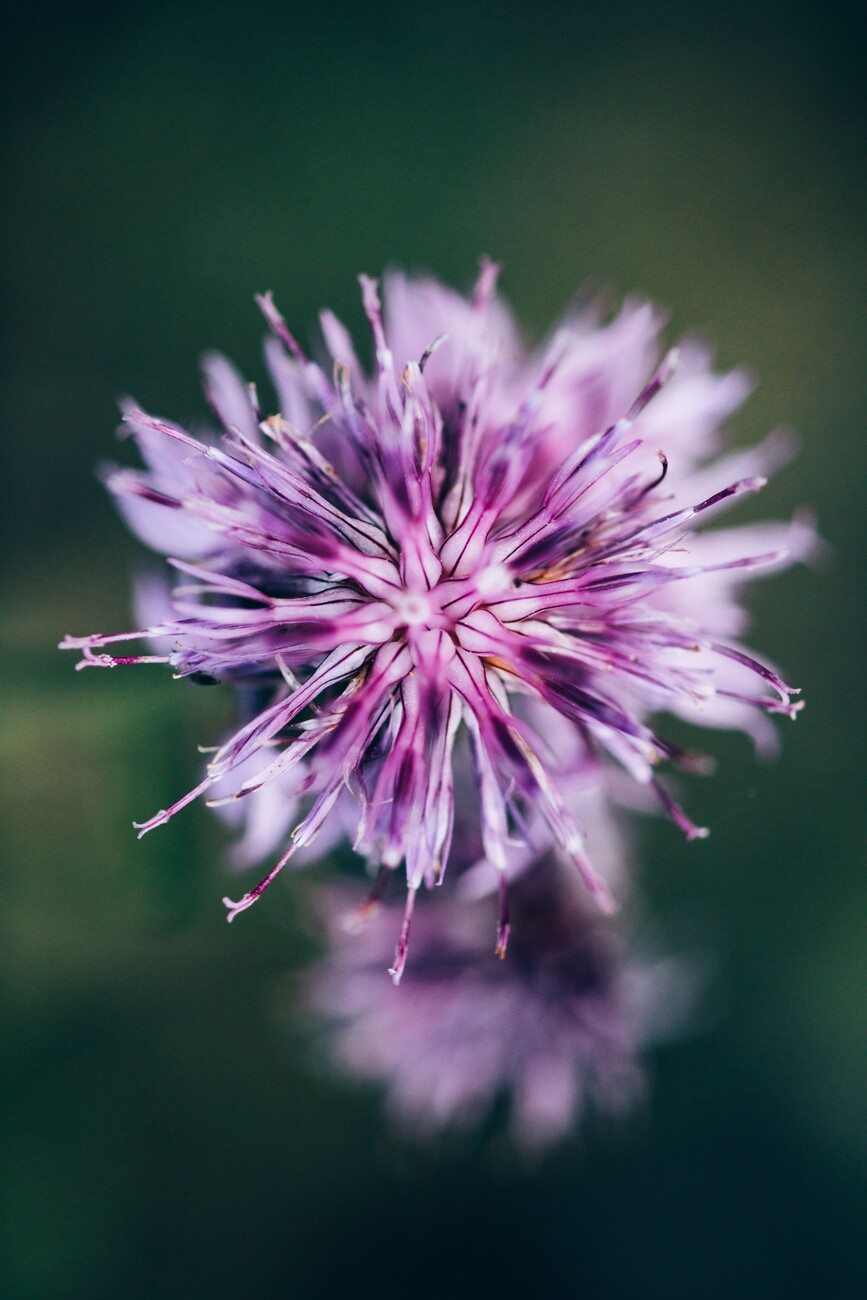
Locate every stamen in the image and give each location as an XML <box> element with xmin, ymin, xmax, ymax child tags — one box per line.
<box><xmin>133</xmin><ymin>773</ymin><xmax>215</xmax><ymax>837</ymax></box>
<box><xmin>388</xmin><ymin>886</ymin><xmax>418</xmax><ymax>985</ymax></box>
<box><xmin>625</xmin><ymin>348</ymin><xmax>680</xmax><ymax>422</ymax></box>
<box><xmin>419</xmin><ymin>333</ymin><xmax>448</xmax><ymax>373</ymax></box>
<box><xmin>633</xmin><ymin>451</ymin><xmax>669</xmax><ymax>505</ymax></box>
<box><xmin>222</xmin><ymin>838</ymin><xmax>297</xmax><ymax>922</ymax></box>
<box><xmin>651</xmin><ymin>779</ymin><xmax>710</xmax><ymax>842</ymax></box>
<box><xmin>495</xmin><ymin>873</ymin><xmax>510</xmax><ymax>958</ymax></box>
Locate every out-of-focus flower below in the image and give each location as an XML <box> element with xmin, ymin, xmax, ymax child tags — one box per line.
<box><xmin>308</xmin><ymin>857</ymin><xmax>690</xmax><ymax>1148</ymax></box>
<box><xmin>60</xmin><ymin>262</ymin><xmax>810</xmax><ymax>985</ymax></box>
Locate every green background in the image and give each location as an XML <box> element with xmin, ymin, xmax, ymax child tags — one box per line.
<box><xmin>2</xmin><ymin>3</ymin><xmax>864</xmax><ymax>1296</ymax></box>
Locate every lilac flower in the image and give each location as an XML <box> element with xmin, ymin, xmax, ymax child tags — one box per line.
<box><xmin>61</xmin><ymin>263</ymin><xmax>808</xmax><ymax>979</ymax></box>
<box><xmin>307</xmin><ymin>857</ymin><xmax>688</xmax><ymax>1147</ymax></box>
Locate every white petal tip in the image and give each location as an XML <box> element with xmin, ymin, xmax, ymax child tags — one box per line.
<box><xmin>132</xmin><ymin>817</ymin><xmax>161</xmax><ymax>839</ymax></box>
<box><xmin>222</xmin><ymin>895</ymin><xmax>256</xmax><ymax>923</ymax></box>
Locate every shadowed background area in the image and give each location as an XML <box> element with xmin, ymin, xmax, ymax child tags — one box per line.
<box><xmin>2</xmin><ymin>2</ymin><xmax>864</xmax><ymax>1296</ymax></box>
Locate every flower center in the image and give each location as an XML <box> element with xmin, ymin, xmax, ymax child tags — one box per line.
<box><xmin>393</xmin><ymin>590</ymin><xmax>435</xmax><ymax>627</ymax></box>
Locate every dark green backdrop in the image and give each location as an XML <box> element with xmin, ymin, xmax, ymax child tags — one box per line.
<box><xmin>2</xmin><ymin>3</ymin><xmax>864</xmax><ymax>1296</ymax></box>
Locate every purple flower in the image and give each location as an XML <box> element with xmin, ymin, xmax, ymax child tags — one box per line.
<box><xmin>61</xmin><ymin>263</ymin><xmax>809</xmax><ymax>979</ymax></box>
<box><xmin>307</xmin><ymin>857</ymin><xmax>689</xmax><ymax>1147</ymax></box>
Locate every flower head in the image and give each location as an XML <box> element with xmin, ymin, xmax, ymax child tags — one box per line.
<box><xmin>308</xmin><ymin>856</ymin><xmax>688</xmax><ymax>1148</ymax></box>
<box><xmin>61</xmin><ymin>262</ymin><xmax>808</xmax><ymax>979</ymax></box>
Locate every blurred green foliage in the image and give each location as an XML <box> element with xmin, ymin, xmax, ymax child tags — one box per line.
<box><xmin>1</xmin><ymin>2</ymin><xmax>864</xmax><ymax>1296</ymax></box>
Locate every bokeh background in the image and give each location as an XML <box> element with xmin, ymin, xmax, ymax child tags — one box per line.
<box><xmin>2</xmin><ymin>2</ymin><xmax>864</xmax><ymax>1296</ymax></box>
